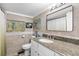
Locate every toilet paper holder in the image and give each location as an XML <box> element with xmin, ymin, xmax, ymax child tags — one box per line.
<box><xmin>21</xmin><ymin>34</ymin><xmax>26</xmax><ymax>38</ymax></box>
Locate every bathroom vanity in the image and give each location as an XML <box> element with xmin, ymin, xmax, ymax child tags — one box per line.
<box><xmin>31</xmin><ymin>39</ymin><xmax>62</xmax><ymax>56</ymax></box>
<box><xmin>31</xmin><ymin>36</ymin><xmax>79</xmax><ymax>56</ymax></box>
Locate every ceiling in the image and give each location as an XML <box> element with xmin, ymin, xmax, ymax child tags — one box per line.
<box><xmin>0</xmin><ymin>3</ymin><xmax>51</xmax><ymax>17</ymax></box>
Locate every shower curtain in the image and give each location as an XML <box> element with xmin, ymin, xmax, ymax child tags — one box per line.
<box><xmin>0</xmin><ymin>9</ymin><xmax>6</xmax><ymax>56</ymax></box>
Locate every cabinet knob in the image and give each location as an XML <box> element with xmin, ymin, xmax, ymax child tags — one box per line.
<box><xmin>35</xmin><ymin>51</ymin><xmax>37</xmax><ymax>53</ymax></box>
<box><xmin>38</xmin><ymin>53</ymin><xmax>39</xmax><ymax>56</ymax></box>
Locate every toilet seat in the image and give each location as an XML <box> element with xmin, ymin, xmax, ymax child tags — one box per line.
<box><xmin>22</xmin><ymin>43</ymin><xmax>31</xmax><ymax>49</ymax></box>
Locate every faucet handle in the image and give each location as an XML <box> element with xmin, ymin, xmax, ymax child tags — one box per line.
<box><xmin>47</xmin><ymin>35</ymin><xmax>52</xmax><ymax>39</ymax></box>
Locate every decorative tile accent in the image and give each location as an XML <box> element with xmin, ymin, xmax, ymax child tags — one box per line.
<box><xmin>54</xmin><ymin>36</ymin><xmax>79</xmax><ymax>45</ymax></box>
<box><xmin>42</xmin><ymin>34</ymin><xmax>79</xmax><ymax>45</ymax></box>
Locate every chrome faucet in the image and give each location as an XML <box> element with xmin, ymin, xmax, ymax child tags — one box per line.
<box><xmin>48</xmin><ymin>35</ymin><xmax>54</xmax><ymax>41</ymax></box>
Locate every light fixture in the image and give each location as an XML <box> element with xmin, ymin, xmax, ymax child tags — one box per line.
<box><xmin>50</xmin><ymin>3</ymin><xmax>65</xmax><ymax>11</ymax></box>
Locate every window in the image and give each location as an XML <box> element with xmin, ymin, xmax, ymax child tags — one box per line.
<box><xmin>6</xmin><ymin>20</ymin><xmax>14</xmax><ymax>32</ymax></box>
<box><xmin>14</xmin><ymin>21</ymin><xmax>25</xmax><ymax>32</ymax></box>
<box><xmin>6</xmin><ymin>20</ymin><xmax>26</xmax><ymax>32</ymax></box>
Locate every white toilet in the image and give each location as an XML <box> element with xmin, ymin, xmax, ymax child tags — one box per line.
<box><xmin>22</xmin><ymin>43</ymin><xmax>31</xmax><ymax>56</ymax></box>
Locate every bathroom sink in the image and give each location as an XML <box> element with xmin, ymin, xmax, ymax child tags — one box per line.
<box><xmin>38</xmin><ymin>38</ymin><xmax>53</xmax><ymax>43</ymax></box>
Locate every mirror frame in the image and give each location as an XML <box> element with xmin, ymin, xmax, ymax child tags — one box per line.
<box><xmin>46</xmin><ymin>5</ymin><xmax>73</xmax><ymax>32</ymax></box>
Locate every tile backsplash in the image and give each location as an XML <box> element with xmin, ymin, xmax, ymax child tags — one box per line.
<box><xmin>42</xmin><ymin>33</ymin><xmax>79</xmax><ymax>45</ymax></box>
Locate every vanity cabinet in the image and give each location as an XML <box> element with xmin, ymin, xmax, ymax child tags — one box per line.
<box><xmin>31</xmin><ymin>40</ymin><xmax>62</xmax><ymax>56</ymax></box>
<box><xmin>31</xmin><ymin>40</ymin><xmax>39</xmax><ymax>56</ymax></box>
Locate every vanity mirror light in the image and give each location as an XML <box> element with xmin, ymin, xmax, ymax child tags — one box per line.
<box><xmin>46</xmin><ymin>5</ymin><xmax>73</xmax><ymax>31</ymax></box>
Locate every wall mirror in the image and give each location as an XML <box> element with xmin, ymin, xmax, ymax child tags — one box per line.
<box><xmin>46</xmin><ymin>5</ymin><xmax>73</xmax><ymax>31</ymax></box>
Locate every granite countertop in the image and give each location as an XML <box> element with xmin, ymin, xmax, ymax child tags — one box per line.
<box><xmin>32</xmin><ymin>38</ymin><xmax>79</xmax><ymax>56</ymax></box>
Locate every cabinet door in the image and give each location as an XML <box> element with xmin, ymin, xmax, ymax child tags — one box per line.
<box><xmin>38</xmin><ymin>51</ymin><xmax>45</xmax><ymax>56</ymax></box>
<box><xmin>31</xmin><ymin>40</ymin><xmax>39</xmax><ymax>50</ymax></box>
<box><xmin>54</xmin><ymin>52</ymin><xmax>62</xmax><ymax>56</ymax></box>
<box><xmin>31</xmin><ymin>47</ymin><xmax>35</xmax><ymax>56</ymax></box>
<box><xmin>31</xmin><ymin>40</ymin><xmax>39</xmax><ymax>56</ymax></box>
<box><xmin>38</xmin><ymin>44</ymin><xmax>54</xmax><ymax>56</ymax></box>
<box><xmin>31</xmin><ymin>49</ymin><xmax>38</xmax><ymax>56</ymax></box>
